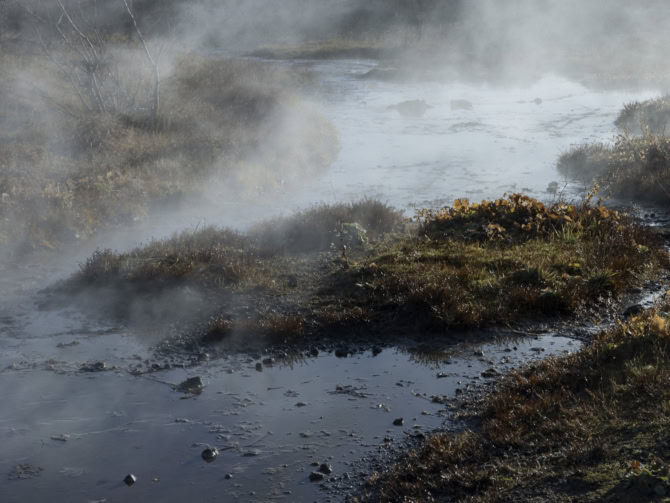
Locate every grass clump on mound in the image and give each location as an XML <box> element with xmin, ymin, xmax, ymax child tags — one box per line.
<box><xmin>557</xmin><ymin>134</ymin><xmax>670</xmax><ymax>204</ymax></box>
<box><xmin>351</xmin><ymin>194</ymin><xmax>665</xmax><ymax>328</ymax></box>
<box><xmin>615</xmin><ymin>94</ymin><xmax>670</xmax><ymax>135</ymax></box>
<box><xmin>359</xmin><ymin>304</ymin><xmax>670</xmax><ymax>502</ymax></box>
<box><xmin>69</xmin><ymin>196</ymin><xmax>666</xmax><ymax>344</ymax></box>
<box><xmin>250</xmin><ymin>199</ymin><xmax>405</xmax><ymax>253</ymax></box>
<box><xmin>557</xmin><ymin>97</ymin><xmax>670</xmax><ymax>204</ymax></box>
<box><xmin>75</xmin><ymin>226</ymin><xmax>271</xmax><ymax>291</ymax></box>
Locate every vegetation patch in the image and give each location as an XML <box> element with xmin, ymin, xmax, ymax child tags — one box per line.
<box><xmin>558</xmin><ymin>98</ymin><xmax>670</xmax><ymax>204</ymax></box>
<box><xmin>615</xmin><ymin>95</ymin><xmax>670</xmax><ymax>135</ymax></box>
<box><xmin>358</xmin><ymin>302</ymin><xmax>670</xmax><ymax>502</ymax></box>
<box><xmin>66</xmin><ymin>195</ymin><xmax>666</xmax><ymax>345</ymax></box>
<box><xmin>0</xmin><ymin>44</ymin><xmax>337</xmax><ymax>253</ymax></box>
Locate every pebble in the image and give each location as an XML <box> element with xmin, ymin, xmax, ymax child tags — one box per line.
<box><xmin>318</xmin><ymin>463</ymin><xmax>333</xmax><ymax>475</ymax></box>
<box><xmin>309</xmin><ymin>471</ymin><xmax>326</xmax><ymax>482</ymax></box>
<box><xmin>201</xmin><ymin>447</ymin><xmax>218</xmax><ymax>463</ymax></box>
<box><xmin>255</xmin><ymin>363</ymin><xmax>263</xmax><ymax>372</ymax></box>
<box><xmin>123</xmin><ymin>474</ymin><xmax>137</xmax><ymax>486</ymax></box>
<box><xmin>393</xmin><ymin>418</ymin><xmax>404</xmax><ymax>426</ymax></box>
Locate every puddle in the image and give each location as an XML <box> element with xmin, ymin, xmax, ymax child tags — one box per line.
<box><xmin>0</xmin><ymin>330</ymin><xmax>579</xmax><ymax>503</ymax></box>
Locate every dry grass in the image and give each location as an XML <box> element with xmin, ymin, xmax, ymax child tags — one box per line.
<box><xmin>557</xmin><ymin>133</ymin><xmax>670</xmax><ymax>204</ymax></box>
<box><xmin>352</xmin><ymin>194</ymin><xmax>666</xmax><ymax>329</ymax></box>
<box><xmin>250</xmin><ymin>199</ymin><xmax>405</xmax><ymax>254</ymax></box>
<box><xmin>0</xmin><ymin>46</ymin><xmax>338</xmax><ymax>253</ymax></box>
<box><xmin>615</xmin><ymin>95</ymin><xmax>670</xmax><ymax>135</ymax></box>
<box><xmin>361</xmin><ymin>304</ymin><xmax>670</xmax><ymax>502</ymax></box>
<box><xmin>67</xmin><ymin>196</ymin><xmax>667</xmax><ymax>344</ymax></box>
<box><xmin>74</xmin><ymin>226</ymin><xmax>274</xmax><ymax>290</ymax></box>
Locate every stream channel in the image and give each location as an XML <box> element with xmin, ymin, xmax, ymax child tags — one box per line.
<box><xmin>0</xmin><ymin>58</ymin><xmax>662</xmax><ymax>502</ymax></box>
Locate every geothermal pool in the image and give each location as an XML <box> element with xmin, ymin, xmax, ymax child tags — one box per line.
<box><xmin>0</xmin><ymin>59</ymin><xmax>660</xmax><ymax>502</ymax></box>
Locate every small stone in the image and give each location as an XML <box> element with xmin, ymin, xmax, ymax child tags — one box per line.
<box><xmin>392</xmin><ymin>418</ymin><xmax>404</xmax><ymax>426</ymax></box>
<box><xmin>473</xmin><ymin>350</ymin><xmax>484</xmax><ymax>357</ymax></box>
<box><xmin>262</xmin><ymin>357</ymin><xmax>275</xmax><ymax>366</ymax></box>
<box><xmin>319</xmin><ymin>463</ymin><xmax>333</xmax><ymax>475</ymax></box>
<box><xmin>335</xmin><ymin>347</ymin><xmax>348</xmax><ymax>358</ymax></box>
<box><xmin>176</xmin><ymin>376</ymin><xmax>203</xmax><ymax>393</ymax></box>
<box><xmin>123</xmin><ymin>474</ymin><xmax>137</xmax><ymax>486</ymax></box>
<box><xmin>310</xmin><ymin>347</ymin><xmax>319</xmax><ymax>357</ymax></box>
<box><xmin>224</xmin><ymin>474</ymin><xmax>233</xmax><ymax>480</ymax></box>
<box><xmin>255</xmin><ymin>363</ymin><xmax>263</xmax><ymax>372</ymax></box>
<box><xmin>309</xmin><ymin>471</ymin><xmax>326</xmax><ymax>482</ymax></box>
<box><xmin>201</xmin><ymin>447</ymin><xmax>218</xmax><ymax>463</ymax></box>
<box><xmin>437</xmin><ymin>372</ymin><xmax>448</xmax><ymax>378</ymax></box>
<box><xmin>623</xmin><ymin>304</ymin><xmax>644</xmax><ymax>317</ymax></box>
<box><xmin>481</xmin><ymin>368</ymin><xmax>500</xmax><ymax>378</ymax></box>
<box><xmin>371</xmin><ymin>346</ymin><xmax>382</xmax><ymax>356</ymax></box>
<box><xmin>295</xmin><ymin>401</ymin><xmax>309</xmax><ymax>407</ymax></box>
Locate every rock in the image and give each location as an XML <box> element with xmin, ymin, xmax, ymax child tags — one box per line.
<box><xmin>123</xmin><ymin>474</ymin><xmax>137</xmax><ymax>486</ymax></box>
<box><xmin>473</xmin><ymin>350</ymin><xmax>485</xmax><ymax>357</ymax></box>
<box><xmin>176</xmin><ymin>376</ymin><xmax>204</xmax><ymax>394</ymax></box>
<box><xmin>532</xmin><ymin>97</ymin><xmax>543</xmax><ymax>105</ymax></box>
<box><xmin>341</xmin><ymin>222</ymin><xmax>369</xmax><ymax>248</ymax></box>
<box><xmin>201</xmin><ymin>447</ymin><xmax>218</xmax><ymax>463</ymax></box>
<box><xmin>81</xmin><ymin>361</ymin><xmax>108</xmax><ymax>372</ymax></box>
<box><xmin>623</xmin><ymin>304</ymin><xmax>644</xmax><ymax>317</ymax></box>
<box><xmin>310</xmin><ymin>347</ymin><xmax>319</xmax><ymax>357</ymax></box>
<box><xmin>481</xmin><ymin>368</ymin><xmax>500</xmax><ymax>378</ymax></box>
<box><xmin>224</xmin><ymin>474</ymin><xmax>233</xmax><ymax>480</ymax></box>
<box><xmin>251</xmin><ymin>353</ymin><xmax>262</xmax><ymax>360</ymax></box>
<box><xmin>437</xmin><ymin>372</ymin><xmax>448</xmax><ymax>378</ymax></box>
<box><xmin>334</xmin><ymin>347</ymin><xmax>348</xmax><ymax>358</ymax></box>
<box><xmin>309</xmin><ymin>471</ymin><xmax>326</xmax><ymax>482</ymax></box>
<box><xmin>393</xmin><ymin>418</ymin><xmax>404</xmax><ymax>426</ymax></box>
<box><xmin>450</xmin><ymin>99</ymin><xmax>473</xmax><ymax>111</ymax></box>
<box><xmin>198</xmin><ymin>353</ymin><xmax>210</xmax><ymax>363</ymax></box>
<box><xmin>388</xmin><ymin>99</ymin><xmax>432</xmax><ymax>118</ymax></box>
<box><xmin>319</xmin><ymin>463</ymin><xmax>333</xmax><ymax>475</ymax></box>
<box><xmin>255</xmin><ymin>363</ymin><xmax>263</xmax><ymax>372</ymax></box>
<box><xmin>262</xmin><ymin>357</ymin><xmax>275</xmax><ymax>366</ymax></box>
<box><xmin>546</xmin><ymin>181</ymin><xmax>560</xmax><ymax>194</ymax></box>
<box><xmin>295</xmin><ymin>402</ymin><xmax>309</xmax><ymax>407</ymax></box>
<box><xmin>371</xmin><ymin>346</ymin><xmax>382</xmax><ymax>356</ymax></box>
<box><xmin>8</xmin><ymin>464</ymin><xmax>43</xmax><ymax>480</ymax></box>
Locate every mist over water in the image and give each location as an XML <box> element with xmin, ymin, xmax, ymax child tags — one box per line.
<box><xmin>1</xmin><ymin>1</ymin><xmax>668</xmax><ymax>501</ymax></box>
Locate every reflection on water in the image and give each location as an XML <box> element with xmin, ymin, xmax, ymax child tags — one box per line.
<box><xmin>0</xmin><ymin>325</ymin><xmax>579</xmax><ymax>503</ymax></box>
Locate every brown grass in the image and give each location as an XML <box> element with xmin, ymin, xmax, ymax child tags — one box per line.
<box><xmin>557</xmin><ymin>133</ymin><xmax>670</xmax><ymax>204</ymax></box>
<box><xmin>615</xmin><ymin>94</ymin><xmax>670</xmax><ymax>135</ymax></box>
<box><xmin>353</xmin><ymin>194</ymin><xmax>666</xmax><ymax>329</ymax></box>
<box><xmin>67</xmin><ymin>196</ymin><xmax>667</xmax><ymax>344</ymax></box>
<box><xmin>361</xmin><ymin>304</ymin><xmax>670</xmax><ymax>502</ymax></box>
<box><xmin>0</xmin><ymin>47</ymin><xmax>338</xmax><ymax>253</ymax></box>
<box><xmin>250</xmin><ymin>199</ymin><xmax>405</xmax><ymax>253</ymax></box>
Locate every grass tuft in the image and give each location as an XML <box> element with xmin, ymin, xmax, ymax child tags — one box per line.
<box><xmin>360</xmin><ymin>303</ymin><xmax>670</xmax><ymax>502</ymax></box>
